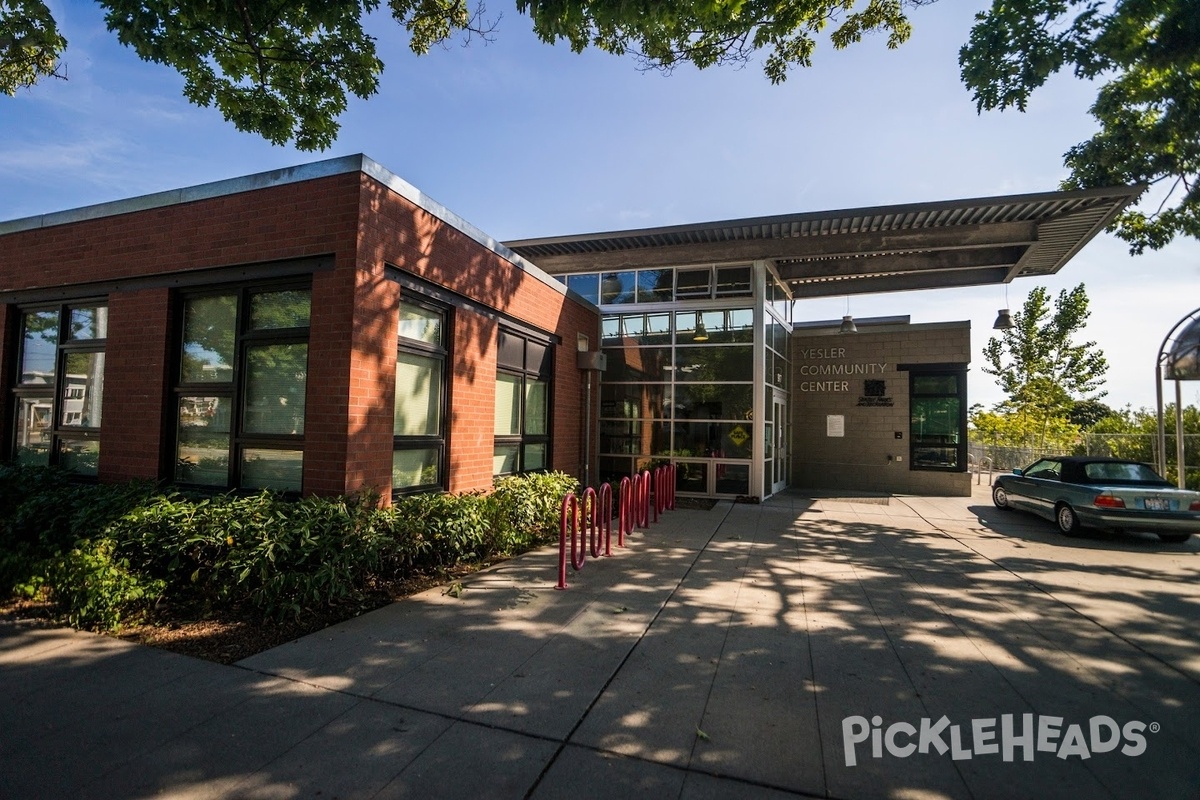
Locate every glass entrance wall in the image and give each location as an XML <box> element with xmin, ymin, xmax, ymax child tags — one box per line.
<box><xmin>559</xmin><ymin>261</ymin><xmax>795</xmax><ymax>499</ymax></box>
<box><xmin>598</xmin><ymin>307</ymin><xmax>755</xmax><ymax>496</ymax></box>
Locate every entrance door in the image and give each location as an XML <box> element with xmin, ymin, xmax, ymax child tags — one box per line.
<box><xmin>771</xmin><ymin>391</ymin><xmax>789</xmax><ymax>495</ymax></box>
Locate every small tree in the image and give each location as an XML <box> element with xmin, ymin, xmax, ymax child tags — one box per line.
<box><xmin>982</xmin><ymin>284</ymin><xmax>1107</xmax><ymax>449</ymax></box>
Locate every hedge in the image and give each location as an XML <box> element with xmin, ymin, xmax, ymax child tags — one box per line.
<box><xmin>0</xmin><ymin>464</ymin><xmax>577</xmax><ymax>629</ymax></box>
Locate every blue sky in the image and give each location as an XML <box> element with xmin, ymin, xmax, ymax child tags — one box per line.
<box><xmin>3</xmin><ymin>0</ymin><xmax>1198</xmax><ymax>412</ymax></box>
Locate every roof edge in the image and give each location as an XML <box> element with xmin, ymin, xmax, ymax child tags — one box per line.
<box><xmin>0</xmin><ymin>155</ymin><xmax>584</xmax><ymax>307</ymax></box>
<box><xmin>503</xmin><ymin>184</ymin><xmax>1146</xmax><ymax>250</ymax></box>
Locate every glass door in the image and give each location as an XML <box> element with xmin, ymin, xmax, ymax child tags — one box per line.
<box><xmin>771</xmin><ymin>390</ymin><xmax>789</xmax><ymax>495</ymax></box>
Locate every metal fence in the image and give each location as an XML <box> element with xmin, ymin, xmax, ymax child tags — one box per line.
<box><xmin>968</xmin><ymin>434</ymin><xmax>1200</xmax><ymax>488</ymax></box>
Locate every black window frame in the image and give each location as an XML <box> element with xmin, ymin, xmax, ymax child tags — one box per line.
<box><xmin>10</xmin><ymin>300</ymin><xmax>108</xmax><ymax>477</ymax></box>
<box><xmin>493</xmin><ymin>328</ymin><xmax>553</xmax><ymax>476</ymax></box>
<box><xmin>393</xmin><ymin>295</ymin><xmax>451</xmax><ymax>497</ymax></box>
<box><xmin>908</xmin><ymin>368</ymin><xmax>968</xmax><ymax>472</ymax></box>
<box><xmin>172</xmin><ymin>280</ymin><xmax>311</xmax><ymax>494</ymax></box>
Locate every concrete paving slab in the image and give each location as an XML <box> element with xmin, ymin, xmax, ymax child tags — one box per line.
<box><xmin>5</xmin><ymin>484</ymin><xmax>1200</xmax><ymax>799</ymax></box>
<box><xmin>232</xmin><ymin>697</ymin><xmax>456</xmax><ymax>800</ymax></box>
<box><xmin>372</xmin><ymin>720</ymin><xmax>559</xmax><ymax>799</ymax></box>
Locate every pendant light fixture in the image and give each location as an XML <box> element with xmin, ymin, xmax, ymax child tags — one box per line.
<box><xmin>993</xmin><ymin>283</ymin><xmax>1015</xmax><ymax>330</ymax></box>
<box><xmin>692</xmin><ymin>312</ymin><xmax>709</xmax><ymax>342</ymax></box>
<box><xmin>839</xmin><ymin>296</ymin><xmax>857</xmax><ymax>334</ymax></box>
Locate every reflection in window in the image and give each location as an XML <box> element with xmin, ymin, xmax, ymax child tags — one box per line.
<box><xmin>494</xmin><ymin>328</ymin><xmax>553</xmax><ymax>475</ymax></box>
<box><xmin>394</xmin><ymin>298</ymin><xmax>448</xmax><ymax>493</ymax></box>
<box><xmin>598</xmin><ymin>306</ymin><xmax>756</xmax><ymax>492</ymax></box>
<box><xmin>567</xmin><ymin>273</ymin><xmax>599</xmax><ymax>305</ymax></box>
<box><xmin>244</xmin><ymin>344</ymin><xmax>307</xmax><ymax>435</ymax></box>
<box><xmin>181</xmin><ymin>295</ymin><xmax>237</xmax><ymax>383</ymax></box>
<box><xmin>241</xmin><ymin>448</ymin><xmax>304</xmax><ymax>492</ymax></box>
<box><xmin>60</xmin><ymin>352</ymin><xmax>105</xmax><ymax>428</ymax></box>
<box><xmin>600</xmin><ymin>271</ymin><xmax>636</xmax><ymax>304</ymax></box>
<box><xmin>910</xmin><ymin>371</ymin><xmax>966</xmax><ymax>471</ymax></box>
<box><xmin>675</xmin><ymin>309</ymin><xmax>754</xmax><ymax>343</ymax></box>
<box><xmin>177</xmin><ymin>396</ymin><xmax>231</xmax><ymax>486</ymax></box>
<box><xmin>249</xmin><ymin>290</ymin><xmax>311</xmax><ymax>330</ymax></box>
<box><xmin>674</xmin><ymin>346</ymin><xmax>754</xmax><ymax>382</ymax></box>
<box><xmin>174</xmin><ymin>285</ymin><xmax>310</xmax><ymax>491</ymax></box>
<box><xmin>12</xmin><ymin>304</ymin><xmax>106</xmax><ymax>474</ymax></box>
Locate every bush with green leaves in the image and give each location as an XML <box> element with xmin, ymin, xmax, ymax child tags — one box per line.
<box><xmin>110</xmin><ymin>490</ymin><xmax>391</xmax><ymax>620</ymax></box>
<box><xmin>0</xmin><ymin>464</ymin><xmax>157</xmax><ymax>596</ymax></box>
<box><xmin>47</xmin><ymin>538</ymin><xmax>165</xmax><ymax>629</ymax></box>
<box><xmin>491</xmin><ymin>471</ymin><xmax>579</xmax><ymax>549</ymax></box>
<box><xmin>1</xmin><ymin>466</ymin><xmax>581</xmax><ymax>629</ymax></box>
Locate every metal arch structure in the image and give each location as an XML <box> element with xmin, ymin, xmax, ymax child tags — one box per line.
<box><xmin>1156</xmin><ymin>308</ymin><xmax>1200</xmax><ymax>487</ymax></box>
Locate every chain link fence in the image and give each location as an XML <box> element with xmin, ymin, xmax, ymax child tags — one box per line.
<box><xmin>968</xmin><ymin>434</ymin><xmax>1200</xmax><ymax>489</ymax></box>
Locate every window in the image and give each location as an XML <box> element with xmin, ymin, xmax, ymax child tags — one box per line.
<box><xmin>910</xmin><ymin>371</ymin><xmax>967</xmax><ymax>471</ymax></box>
<box><xmin>11</xmin><ymin>303</ymin><xmax>107</xmax><ymax>475</ymax></box>
<box><xmin>494</xmin><ymin>329</ymin><xmax>552</xmax><ymax>475</ymax></box>
<box><xmin>394</xmin><ymin>299</ymin><xmax>449</xmax><ymax>494</ymax></box>
<box><xmin>174</xmin><ymin>284</ymin><xmax>310</xmax><ymax>492</ymax></box>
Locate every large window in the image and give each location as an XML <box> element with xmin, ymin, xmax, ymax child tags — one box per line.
<box><xmin>11</xmin><ymin>303</ymin><xmax>107</xmax><ymax>475</ymax></box>
<box><xmin>174</xmin><ymin>284</ymin><xmax>310</xmax><ymax>492</ymax></box>
<box><xmin>598</xmin><ymin>308</ymin><xmax>755</xmax><ymax>495</ymax></box>
<box><xmin>394</xmin><ymin>299</ymin><xmax>449</xmax><ymax>494</ymax></box>
<box><xmin>910</xmin><ymin>371</ymin><xmax>967</xmax><ymax>471</ymax></box>
<box><xmin>494</xmin><ymin>329</ymin><xmax>552</xmax><ymax>476</ymax></box>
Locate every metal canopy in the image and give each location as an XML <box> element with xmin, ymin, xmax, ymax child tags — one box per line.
<box><xmin>503</xmin><ymin>185</ymin><xmax>1142</xmax><ymax>298</ymax></box>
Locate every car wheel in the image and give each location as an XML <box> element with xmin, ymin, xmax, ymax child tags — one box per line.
<box><xmin>1055</xmin><ymin>503</ymin><xmax>1081</xmax><ymax>536</ymax></box>
<box><xmin>992</xmin><ymin>485</ymin><xmax>1010</xmax><ymax>509</ymax></box>
<box><xmin>1157</xmin><ymin>532</ymin><xmax>1191</xmax><ymax>544</ymax></box>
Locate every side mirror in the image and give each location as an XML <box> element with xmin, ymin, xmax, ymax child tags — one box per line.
<box><xmin>1011</xmin><ymin>468</ymin><xmax>1024</xmax><ymax>476</ymax></box>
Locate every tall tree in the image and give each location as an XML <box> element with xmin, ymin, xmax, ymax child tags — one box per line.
<box><xmin>959</xmin><ymin>0</ymin><xmax>1200</xmax><ymax>253</ymax></box>
<box><xmin>982</xmin><ymin>284</ymin><xmax>1108</xmax><ymax>446</ymax></box>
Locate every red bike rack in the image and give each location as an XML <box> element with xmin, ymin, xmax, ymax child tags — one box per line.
<box><xmin>556</xmin><ymin>464</ymin><xmax>678</xmax><ymax>590</ymax></box>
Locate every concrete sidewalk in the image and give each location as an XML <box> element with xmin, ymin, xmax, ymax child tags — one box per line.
<box><xmin>4</xmin><ymin>484</ymin><xmax>1200</xmax><ymax>799</ymax></box>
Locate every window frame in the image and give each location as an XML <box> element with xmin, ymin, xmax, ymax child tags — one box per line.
<box><xmin>493</xmin><ymin>328</ymin><xmax>553</xmax><ymax>476</ymax></box>
<box><xmin>908</xmin><ymin>368</ymin><xmax>968</xmax><ymax>472</ymax></box>
<box><xmin>172</xmin><ymin>280</ymin><xmax>311</xmax><ymax>493</ymax></box>
<box><xmin>393</xmin><ymin>296</ymin><xmax>451</xmax><ymax>496</ymax></box>
<box><xmin>10</xmin><ymin>300</ymin><xmax>108</xmax><ymax>476</ymax></box>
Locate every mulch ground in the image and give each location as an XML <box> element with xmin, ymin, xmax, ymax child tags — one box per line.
<box><xmin>0</xmin><ymin>569</ymin><xmax>475</xmax><ymax>665</ymax></box>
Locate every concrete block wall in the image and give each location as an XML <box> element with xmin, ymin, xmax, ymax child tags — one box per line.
<box><xmin>789</xmin><ymin>321</ymin><xmax>972</xmax><ymax>496</ymax></box>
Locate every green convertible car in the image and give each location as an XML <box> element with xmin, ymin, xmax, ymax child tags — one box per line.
<box><xmin>992</xmin><ymin>456</ymin><xmax>1200</xmax><ymax>542</ymax></box>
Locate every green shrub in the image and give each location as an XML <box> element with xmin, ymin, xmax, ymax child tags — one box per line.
<box><xmin>0</xmin><ymin>464</ymin><xmax>157</xmax><ymax>595</ymax></box>
<box><xmin>491</xmin><ymin>471</ymin><xmax>578</xmax><ymax>550</ymax></box>
<box><xmin>2</xmin><ymin>464</ymin><xmax>582</xmax><ymax>630</ymax></box>
<box><xmin>47</xmin><ymin>538</ymin><xmax>165</xmax><ymax>629</ymax></box>
<box><xmin>112</xmin><ymin>491</ymin><xmax>390</xmax><ymax>620</ymax></box>
<box><xmin>379</xmin><ymin>491</ymin><xmax>500</xmax><ymax>568</ymax></box>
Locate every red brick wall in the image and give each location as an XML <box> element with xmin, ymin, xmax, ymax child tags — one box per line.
<box><xmin>99</xmin><ymin>289</ymin><xmax>173</xmax><ymax>482</ymax></box>
<box><xmin>356</xmin><ymin>174</ymin><xmax>600</xmax><ymax>494</ymax></box>
<box><xmin>0</xmin><ymin>168</ymin><xmax>599</xmax><ymax>497</ymax></box>
<box><xmin>0</xmin><ymin>175</ymin><xmax>362</xmax><ymax>290</ymax></box>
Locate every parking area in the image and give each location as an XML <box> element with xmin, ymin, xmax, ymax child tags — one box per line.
<box><xmin>3</xmin><ymin>483</ymin><xmax>1200</xmax><ymax>799</ymax></box>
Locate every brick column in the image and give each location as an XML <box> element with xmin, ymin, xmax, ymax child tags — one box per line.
<box><xmin>100</xmin><ymin>288</ymin><xmax>173</xmax><ymax>482</ymax></box>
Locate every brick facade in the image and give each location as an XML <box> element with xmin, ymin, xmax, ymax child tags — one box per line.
<box><xmin>0</xmin><ymin>161</ymin><xmax>599</xmax><ymax>500</ymax></box>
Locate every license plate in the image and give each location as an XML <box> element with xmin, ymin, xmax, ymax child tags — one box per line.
<box><xmin>1144</xmin><ymin>497</ymin><xmax>1171</xmax><ymax>511</ymax></box>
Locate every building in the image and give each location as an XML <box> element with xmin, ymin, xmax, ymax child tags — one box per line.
<box><xmin>0</xmin><ymin>156</ymin><xmax>1138</xmax><ymax>500</ymax></box>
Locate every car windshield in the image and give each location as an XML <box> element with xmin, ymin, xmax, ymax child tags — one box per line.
<box><xmin>1082</xmin><ymin>462</ymin><xmax>1165</xmax><ymax>484</ymax></box>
